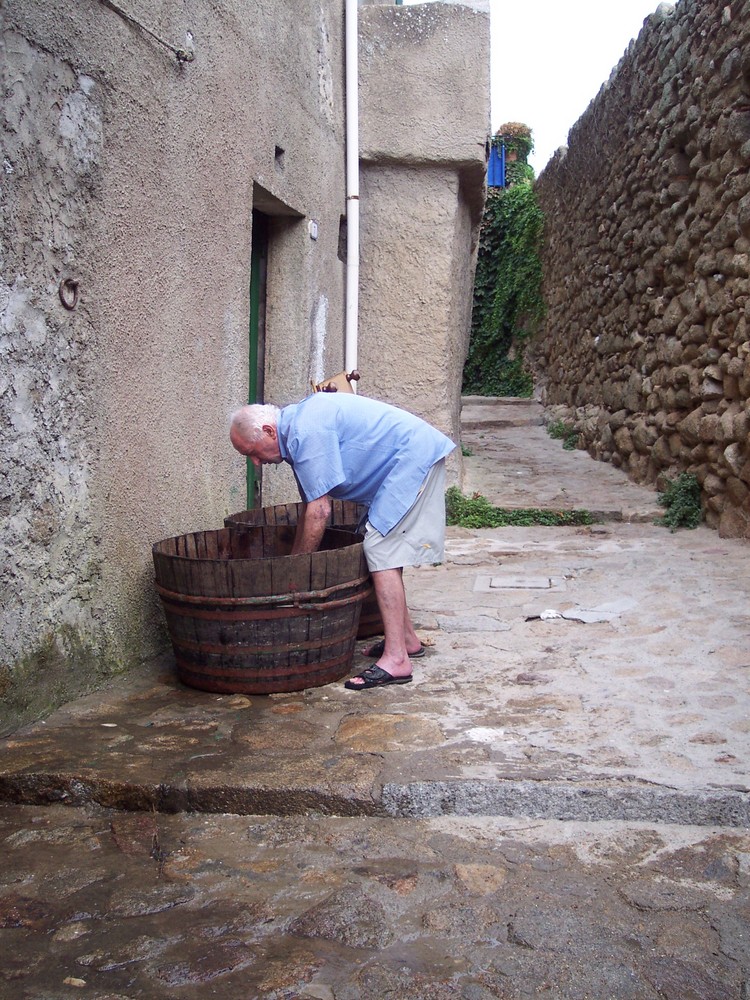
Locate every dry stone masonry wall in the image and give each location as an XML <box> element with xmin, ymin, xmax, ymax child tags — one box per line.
<box><xmin>530</xmin><ymin>0</ymin><xmax>750</xmax><ymax>539</ymax></box>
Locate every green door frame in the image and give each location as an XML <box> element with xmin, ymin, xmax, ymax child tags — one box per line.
<box><xmin>247</xmin><ymin>210</ymin><xmax>269</xmax><ymax>508</ymax></box>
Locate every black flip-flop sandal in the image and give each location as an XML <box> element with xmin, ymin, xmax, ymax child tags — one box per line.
<box><xmin>344</xmin><ymin>665</ymin><xmax>413</xmax><ymax>690</ymax></box>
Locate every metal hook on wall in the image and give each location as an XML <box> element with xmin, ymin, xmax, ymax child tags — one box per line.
<box><xmin>58</xmin><ymin>278</ymin><xmax>80</xmax><ymax>311</ymax></box>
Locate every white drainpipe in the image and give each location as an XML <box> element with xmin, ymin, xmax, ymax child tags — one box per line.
<box><xmin>344</xmin><ymin>0</ymin><xmax>359</xmax><ymax>383</ymax></box>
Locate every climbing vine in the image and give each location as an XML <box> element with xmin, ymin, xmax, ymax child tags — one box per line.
<box><xmin>504</xmin><ymin>161</ymin><xmax>535</xmax><ymax>187</ymax></box>
<box><xmin>463</xmin><ymin>123</ymin><xmax>544</xmax><ymax>397</ymax></box>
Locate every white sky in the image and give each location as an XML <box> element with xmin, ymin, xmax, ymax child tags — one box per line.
<box><xmin>402</xmin><ymin>0</ymin><xmax>669</xmax><ymax>174</ymax></box>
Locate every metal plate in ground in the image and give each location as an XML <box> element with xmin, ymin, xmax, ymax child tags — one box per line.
<box><xmin>473</xmin><ymin>575</ymin><xmax>567</xmax><ymax>592</ymax></box>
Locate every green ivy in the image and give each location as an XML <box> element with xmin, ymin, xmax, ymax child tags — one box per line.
<box><xmin>656</xmin><ymin>473</ymin><xmax>702</xmax><ymax>531</ymax></box>
<box><xmin>445</xmin><ymin>487</ymin><xmax>594</xmax><ymax>529</ymax></box>
<box><xmin>463</xmin><ymin>183</ymin><xmax>545</xmax><ymax>397</ymax></box>
<box><xmin>504</xmin><ymin>161</ymin><xmax>535</xmax><ymax>187</ymax></box>
<box><xmin>493</xmin><ymin>357</ymin><xmax>533</xmax><ymax>397</ymax></box>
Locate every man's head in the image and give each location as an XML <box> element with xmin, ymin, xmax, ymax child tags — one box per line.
<box><xmin>229</xmin><ymin>404</ymin><xmax>283</xmax><ymax>468</ymax></box>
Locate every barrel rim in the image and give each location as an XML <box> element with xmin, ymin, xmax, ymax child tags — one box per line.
<box><xmin>151</xmin><ymin>525</ymin><xmax>363</xmax><ymax>562</ymax></box>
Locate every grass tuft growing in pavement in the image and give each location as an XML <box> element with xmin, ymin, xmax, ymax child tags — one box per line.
<box><xmin>445</xmin><ymin>487</ymin><xmax>595</xmax><ymax>528</ymax></box>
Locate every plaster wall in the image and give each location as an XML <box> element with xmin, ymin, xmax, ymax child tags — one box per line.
<box><xmin>1</xmin><ymin>0</ymin><xmax>348</xmax><ymax>731</ymax></box>
<box><xmin>358</xmin><ymin>164</ymin><xmax>475</xmax><ymax>461</ymax></box>
<box><xmin>357</xmin><ymin>1</ymin><xmax>490</xmax><ymax>479</ymax></box>
<box><xmin>530</xmin><ymin>0</ymin><xmax>750</xmax><ymax>539</ymax></box>
<box><xmin>1</xmin><ymin>0</ymin><xmax>489</xmax><ymax>732</ymax></box>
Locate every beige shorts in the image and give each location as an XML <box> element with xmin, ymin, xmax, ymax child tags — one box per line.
<box><xmin>362</xmin><ymin>460</ymin><xmax>447</xmax><ymax>572</ymax></box>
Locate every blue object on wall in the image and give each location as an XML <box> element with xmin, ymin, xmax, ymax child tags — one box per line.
<box><xmin>487</xmin><ymin>142</ymin><xmax>506</xmax><ymax>188</ymax></box>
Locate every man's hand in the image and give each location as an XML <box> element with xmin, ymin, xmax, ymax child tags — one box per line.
<box><xmin>291</xmin><ymin>495</ymin><xmax>332</xmax><ymax>554</ymax></box>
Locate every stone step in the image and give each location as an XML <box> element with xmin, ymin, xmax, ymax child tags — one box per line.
<box><xmin>1</xmin><ymin>769</ymin><xmax>748</xmax><ymax>828</ymax></box>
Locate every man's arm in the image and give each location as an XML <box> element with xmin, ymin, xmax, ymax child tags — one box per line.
<box><xmin>292</xmin><ymin>495</ymin><xmax>332</xmax><ymax>554</ymax></box>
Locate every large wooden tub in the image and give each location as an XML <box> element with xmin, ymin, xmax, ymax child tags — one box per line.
<box><xmin>224</xmin><ymin>501</ymin><xmax>384</xmax><ymax>639</ymax></box>
<box><xmin>153</xmin><ymin>526</ymin><xmax>371</xmax><ymax>694</ymax></box>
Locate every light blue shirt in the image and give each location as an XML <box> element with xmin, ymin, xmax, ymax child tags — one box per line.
<box><xmin>277</xmin><ymin>393</ymin><xmax>455</xmax><ymax>535</ymax></box>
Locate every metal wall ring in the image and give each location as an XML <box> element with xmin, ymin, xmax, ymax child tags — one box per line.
<box><xmin>58</xmin><ymin>278</ymin><xmax>79</xmax><ymax>310</ymax></box>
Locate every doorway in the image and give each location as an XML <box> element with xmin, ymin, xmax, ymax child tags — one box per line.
<box><xmin>247</xmin><ymin>209</ymin><xmax>269</xmax><ymax>509</ymax></box>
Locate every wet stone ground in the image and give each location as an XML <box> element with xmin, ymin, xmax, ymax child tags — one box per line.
<box><xmin>1</xmin><ymin>803</ymin><xmax>748</xmax><ymax>999</ymax></box>
<box><xmin>2</xmin><ymin>399</ymin><xmax>748</xmax><ymax>998</ymax></box>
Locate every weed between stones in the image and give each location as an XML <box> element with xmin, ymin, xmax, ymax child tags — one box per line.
<box><xmin>656</xmin><ymin>472</ymin><xmax>702</xmax><ymax>531</ymax></box>
<box><xmin>445</xmin><ymin>487</ymin><xmax>594</xmax><ymax>528</ymax></box>
<box><xmin>546</xmin><ymin>419</ymin><xmax>579</xmax><ymax>451</ymax></box>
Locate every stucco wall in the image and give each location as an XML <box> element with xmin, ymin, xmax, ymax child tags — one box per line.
<box><xmin>1</xmin><ymin>0</ymin><xmax>348</xmax><ymax>731</ymax></box>
<box><xmin>1</xmin><ymin>0</ymin><xmax>490</xmax><ymax>731</ymax></box>
<box><xmin>529</xmin><ymin>0</ymin><xmax>750</xmax><ymax>539</ymax></box>
<box><xmin>357</xmin><ymin>1</ymin><xmax>490</xmax><ymax>479</ymax></box>
<box><xmin>358</xmin><ymin>165</ymin><xmax>476</xmax><ymax>440</ymax></box>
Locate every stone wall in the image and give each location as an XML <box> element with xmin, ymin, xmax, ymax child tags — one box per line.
<box><xmin>529</xmin><ymin>0</ymin><xmax>750</xmax><ymax>539</ymax></box>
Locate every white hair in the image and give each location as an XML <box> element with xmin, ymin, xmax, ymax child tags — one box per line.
<box><xmin>229</xmin><ymin>403</ymin><xmax>281</xmax><ymax>443</ymax></box>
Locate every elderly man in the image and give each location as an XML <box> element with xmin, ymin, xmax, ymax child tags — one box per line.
<box><xmin>229</xmin><ymin>392</ymin><xmax>455</xmax><ymax>691</ymax></box>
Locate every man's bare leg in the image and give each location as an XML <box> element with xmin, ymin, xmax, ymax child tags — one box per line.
<box><xmin>348</xmin><ymin>568</ymin><xmax>418</xmax><ymax>684</ymax></box>
<box><xmin>363</xmin><ymin>568</ymin><xmax>422</xmax><ymax>655</ymax></box>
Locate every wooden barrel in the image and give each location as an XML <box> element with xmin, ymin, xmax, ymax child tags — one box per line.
<box><xmin>152</xmin><ymin>526</ymin><xmax>372</xmax><ymax>694</ymax></box>
<box><xmin>225</xmin><ymin>502</ymin><xmax>384</xmax><ymax>640</ymax></box>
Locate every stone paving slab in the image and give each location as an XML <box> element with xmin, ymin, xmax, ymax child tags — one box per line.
<box><xmin>1</xmin><ymin>396</ymin><xmax>749</xmax><ymax>997</ymax></box>
<box><xmin>460</xmin><ymin>397</ymin><xmax>662</xmax><ymax>522</ymax></box>
<box><xmin>0</xmin><ymin>397</ymin><xmax>748</xmax><ymax>826</ymax></box>
<box><xmin>1</xmin><ymin>520</ymin><xmax>748</xmax><ymax>826</ymax></box>
<box><xmin>1</xmin><ymin>803</ymin><xmax>748</xmax><ymax>1000</ymax></box>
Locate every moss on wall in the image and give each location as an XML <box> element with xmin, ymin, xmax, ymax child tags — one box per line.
<box><xmin>0</xmin><ymin>626</ymin><xmax>136</xmax><ymax>737</ymax></box>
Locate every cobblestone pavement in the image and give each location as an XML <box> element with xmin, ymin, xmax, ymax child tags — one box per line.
<box><xmin>1</xmin><ymin>804</ymin><xmax>749</xmax><ymax>1000</ymax></box>
<box><xmin>1</xmin><ymin>399</ymin><xmax>748</xmax><ymax>998</ymax></box>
